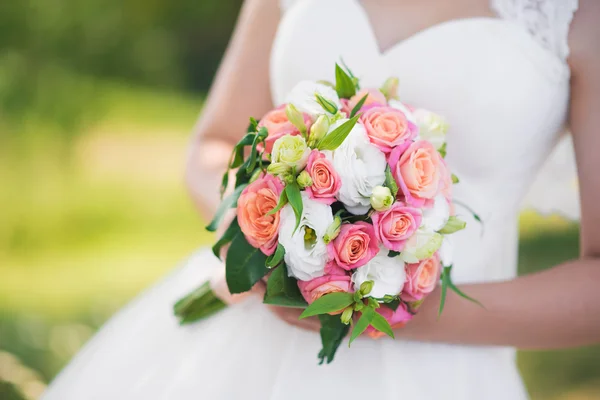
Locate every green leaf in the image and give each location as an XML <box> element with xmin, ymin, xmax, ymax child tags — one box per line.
<box><xmin>339</xmin><ymin>58</ymin><xmax>359</xmax><ymax>89</ymax></box>
<box><xmin>225</xmin><ymin>234</ymin><xmax>270</xmax><ymax>294</ymax></box>
<box><xmin>230</xmin><ymin>133</ymin><xmax>255</xmax><ymax>169</ymax></box>
<box><xmin>267</xmin><ymin>189</ymin><xmax>288</xmax><ymax>216</ymax></box>
<box><xmin>335</xmin><ymin>63</ymin><xmax>357</xmax><ymax>98</ymax></box>
<box><xmin>219</xmin><ymin>170</ymin><xmax>229</xmax><ymax>198</ymax></box>
<box><xmin>174</xmin><ymin>281</ymin><xmax>228</xmax><ymax>324</ymax></box>
<box><xmin>285</xmin><ymin>182</ymin><xmax>303</xmax><ymax>232</ymax></box>
<box><xmin>369</xmin><ymin>309</ymin><xmax>395</xmax><ymax>339</ymax></box>
<box><xmin>386</xmin><ymin>299</ymin><xmax>401</xmax><ymax>311</ymax></box>
<box><xmin>317</xmin><ymin>314</ymin><xmax>350</xmax><ymax>365</ymax></box>
<box><xmin>299</xmin><ymin>292</ymin><xmax>354</xmax><ymax>319</ymax></box>
<box><xmin>451</xmin><ymin>174</ymin><xmax>460</xmax><ymax>184</ymax></box>
<box><xmin>265</xmin><ymin>243</ymin><xmax>285</xmax><ymax>268</ymax></box>
<box><xmin>247</xmin><ymin>117</ymin><xmax>259</xmax><ymax>133</ymax></box>
<box><xmin>445</xmin><ymin>266</ymin><xmax>484</xmax><ymax>308</ymax></box>
<box><xmin>245</xmin><ymin>133</ymin><xmax>263</xmax><ymax>174</ymax></box>
<box><xmin>384</xmin><ymin>165</ymin><xmax>399</xmax><ymax>197</ymax></box>
<box><xmin>211</xmin><ymin>217</ymin><xmax>241</xmax><ymax>259</ymax></box>
<box><xmin>438</xmin><ymin>267</ymin><xmax>450</xmax><ymax>317</ymax></box>
<box><xmin>349</xmin><ymin>93</ymin><xmax>368</xmax><ymax>118</ymax></box>
<box><xmin>315</xmin><ymin>93</ymin><xmax>339</xmax><ymax>114</ymax></box>
<box><xmin>438</xmin><ymin>216</ymin><xmax>467</xmax><ymax>234</ymax></box>
<box><xmin>438</xmin><ymin>142</ymin><xmax>447</xmax><ymax>158</ymax></box>
<box><xmin>387</xmin><ymin>250</ymin><xmax>400</xmax><ymax>258</ymax></box>
<box><xmin>317</xmin><ymin>114</ymin><xmax>360</xmax><ymax>151</ymax></box>
<box><xmin>206</xmin><ymin>184</ymin><xmax>248</xmax><ymax>232</ymax></box>
<box><xmin>349</xmin><ymin>306</ymin><xmax>375</xmax><ymax>345</ymax></box>
<box><xmin>263</xmin><ymin>264</ymin><xmax>308</xmax><ymax>308</ymax></box>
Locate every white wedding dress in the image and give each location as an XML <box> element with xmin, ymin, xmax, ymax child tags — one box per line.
<box><xmin>43</xmin><ymin>1</ymin><xmax>580</xmax><ymax>399</ymax></box>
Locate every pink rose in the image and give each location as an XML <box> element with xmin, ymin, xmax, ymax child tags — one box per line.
<box><xmin>360</xmin><ymin>106</ymin><xmax>418</xmax><ymax>153</ymax></box>
<box><xmin>365</xmin><ymin>303</ymin><xmax>413</xmax><ymax>339</ymax></box>
<box><xmin>348</xmin><ymin>88</ymin><xmax>387</xmax><ymax>111</ymax></box>
<box><xmin>298</xmin><ymin>272</ymin><xmax>352</xmax><ymax>305</ymax></box>
<box><xmin>327</xmin><ymin>222</ymin><xmax>379</xmax><ymax>270</ymax></box>
<box><xmin>305</xmin><ymin>150</ymin><xmax>341</xmax><ymax>204</ymax></box>
<box><xmin>401</xmin><ymin>254</ymin><xmax>442</xmax><ymax>302</ymax></box>
<box><xmin>236</xmin><ymin>174</ymin><xmax>284</xmax><ymax>255</ymax></box>
<box><xmin>258</xmin><ymin>105</ymin><xmax>312</xmax><ymax>154</ymax></box>
<box><xmin>389</xmin><ymin>141</ymin><xmax>445</xmax><ymax>208</ymax></box>
<box><xmin>372</xmin><ymin>202</ymin><xmax>422</xmax><ymax>252</ymax></box>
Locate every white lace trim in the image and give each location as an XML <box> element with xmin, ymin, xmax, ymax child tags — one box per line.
<box><xmin>491</xmin><ymin>0</ymin><xmax>579</xmax><ymax>62</ymax></box>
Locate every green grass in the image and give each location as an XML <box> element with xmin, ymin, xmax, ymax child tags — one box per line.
<box><xmin>0</xmin><ymin>81</ymin><xmax>598</xmax><ymax>399</ymax></box>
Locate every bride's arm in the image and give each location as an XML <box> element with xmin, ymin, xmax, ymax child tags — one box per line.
<box><xmin>396</xmin><ymin>1</ymin><xmax>600</xmax><ymax>348</ymax></box>
<box><xmin>186</xmin><ymin>0</ymin><xmax>279</xmax><ymax>221</ymax></box>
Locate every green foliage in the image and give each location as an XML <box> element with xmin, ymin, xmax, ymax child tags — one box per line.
<box><xmin>349</xmin><ymin>94</ymin><xmax>368</xmax><ymax>118</ymax></box>
<box><xmin>206</xmin><ymin>185</ymin><xmax>247</xmax><ymax>232</ymax></box>
<box><xmin>285</xmin><ymin>182</ymin><xmax>303</xmax><ymax>232</ymax></box>
<box><xmin>316</xmin><ymin>114</ymin><xmax>360</xmax><ymax>151</ymax></box>
<box><xmin>335</xmin><ymin>63</ymin><xmax>356</xmax><ymax>99</ymax></box>
<box><xmin>317</xmin><ymin>314</ymin><xmax>350</xmax><ymax>365</ymax></box>
<box><xmin>225</xmin><ymin>234</ymin><xmax>269</xmax><ymax>294</ymax></box>
<box><xmin>384</xmin><ymin>165</ymin><xmax>400</xmax><ymax>198</ymax></box>
<box><xmin>265</xmin><ymin>244</ymin><xmax>285</xmax><ymax>268</ymax></box>
<box><xmin>300</xmin><ymin>292</ymin><xmax>354</xmax><ymax>318</ymax></box>
<box><xmin>263</xmin><ymin>264</ymin><xmax>307</xmax><ymax>308</ymax></box>
<box><xmin>174</xmin><ymin>281</ymin><xmax>227</xmax><ymax>324</ymax></box>
<box><xmin>212</xmin><ymin>218</ymin><xmax>241</xmax><ymax>259</ymax></box>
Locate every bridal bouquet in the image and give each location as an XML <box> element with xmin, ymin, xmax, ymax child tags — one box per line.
<box><xmin>175</xmin><ymin>63</ymin><xmax>477</xmax><ymax>364</ymax></box>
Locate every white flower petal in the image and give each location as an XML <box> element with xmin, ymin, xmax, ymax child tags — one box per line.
<box><xmin>332</xmin><ymin>123</ymin><xmax>386</xmax><ymax>215</ymax></box>
<box><xmin>352</xmin><ymin>249</ymin><xmax>405</xmax><ymax>298</ymax></box>
<box><xmin>279</xmin><ymin>193</ymin><xmax>334</xmax><ymax>281</ymax></box>
<box><xmin>421</xmin><ymin>195</ymin><xmax>450</xmax><ymax>231</ymax></box>
<box><xmin>285</xmin><ymin>81</ymin><xmax>342</xmax><ymax>118</ymax></box>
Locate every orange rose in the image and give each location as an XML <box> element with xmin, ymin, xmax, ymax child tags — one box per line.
<box><xmin>389</xmin><ymin>141</ymin><xmax>445</xmax><ymax>208</ymax></box>
<box><xmin>237</xmin><ymin>174</ymin><xmax>284</xmax><ymax>255</ymax></box>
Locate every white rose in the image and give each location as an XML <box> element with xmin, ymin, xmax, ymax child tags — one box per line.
<box><xmin>399</xmin><ymin>228</ymin><xmax>443</xmax><ymax>264</ymax></box>
<box><xmin>331</xmin><ymin>121</ymin><xmax>386</xmax><ymax>214</ymax></box>
<box><xmin>352</xmin><ymin>250</ymin><xmax>406</xmax><ymax>298</ymax></box>
<box><xmin>285</xmin><ymin>81</ymin><xmax>342</xmax><ymax>118</ymax></box>
<box><xmin>413</xmin><ymin>109</ymin><xmax>448</xmax><ymax>150</ymax></box>
<box><xmin>388</xmin><ymin>99</ymin><xmax>416</xmax><ymax>124</ymax></box>
<box><xmin>439</xmin><ymin>236</ymin><xmax>454</xmax><ymax>267</ymax></box>
<box><xmin>421</xmin><ymin>194</ymin><xmax>450</xmax><ymax>231</ymax></box>
<box><xmin>279</xmin><ymin>193</ymin><xmax>334</xmax><ymax>281</ymax></box>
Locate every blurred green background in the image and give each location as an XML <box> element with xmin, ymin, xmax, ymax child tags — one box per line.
<box><xmin>0</xmin><ymin>1</ymin><xmax>598</xmax><ymax>399</ymax></box>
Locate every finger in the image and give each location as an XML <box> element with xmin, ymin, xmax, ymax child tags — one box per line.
<box><xmin>251</xmin><ymin>280</ymin><xmax>266</xmax><ymax>298</ymax></box>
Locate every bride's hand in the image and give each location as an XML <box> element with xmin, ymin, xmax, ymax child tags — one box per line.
<box><xmin>212</xmin><ymin>268</ymin><xmax>321</xmax><ymax>331</ymax></box>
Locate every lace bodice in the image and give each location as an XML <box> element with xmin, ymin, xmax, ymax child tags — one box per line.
<box><xmin>280</xmin><ymin>0</ymin><xmax>579</xmax><ymax>63</ymax></box>
<box><xmin>491</xmin><ymin>0</ymin><xmax>579</xmax><ymax>61</ymax></box>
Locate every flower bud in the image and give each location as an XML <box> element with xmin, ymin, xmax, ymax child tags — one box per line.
<box><xmin>315</xmin><ymin>93</ymin><xmax>338</xmax><ymax>114</ymax></box>
<box><xmin>370</xmin><ymin>186</ymin><xmax>394</xmax><ymax>211</ymax></box>
<box><xmin>353</xmin><ymin>291</ymin><xmax>363</xmax><ymax>302</ymax></box>
<box><xmin>359</xmin><ymin>280</ymin><xmax>374</xmax><ymax>297</ymax></box>
<box><xmin>267</xmin><ymin>162</ymin><xmax>291</xmax><ymax>177</ymax></box>
<box><xmin>285</xmin><ymin>103</ymin><xmax>307</xmax><ymax>135</ymax></box>
<box><xmin>340</xmin><ymin>307</ymin><xmax>353</xmax><ymax>325</ymax></box>
<box><xmin>438</xmin><ymin>216</ymin><xmax>467</xmax><ymax>234</ymax></box>
<box><xmin>353</xmin><ymin>301</ymin><xmax>364</xmax><ymax>311</ymax></box>
<box><xmin>380</xmin><ymin>77</ymin><xmax>399</xmax><ymax>100</ymax></box>
<box><xmin>296</xmin><ymin>170</ymin><xmax>313</xmax><ymax>189</ymax></box>
<box><xmin>323</xmin><ymin>215</ymin><xmax>342</xmax><ymax>244</ymax></box>
<box><xmin>271</xmin><ymin>135</ymin><xmax>311</xmax><ymax>170</ymax></box>
<box><xmin>307</xmin><ymin>115</ymin><xmax>330</xmax><ymax>147</ymax></box>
